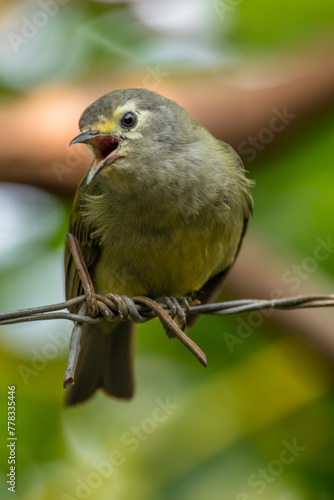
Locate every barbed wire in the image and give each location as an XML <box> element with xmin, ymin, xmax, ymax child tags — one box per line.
<box><xmin>1</xmin><ymin>291</ymin><xmax>334</xmax><ymax>388</ymax></box>
<box><xmin>1</xmin><ymin>292</ymin><xmax>334</xmax><ymax>328</ymax></box>
<box><xmin>1</xmin><ymin>233</ymin><xmax>334</xmax><ymax>390</ymax></box>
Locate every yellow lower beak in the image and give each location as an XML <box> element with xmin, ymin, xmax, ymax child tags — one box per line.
<box><xmin>70</xmin><ymin>130</ymin><xmax>122</xmax><ymax>185</ymax></box>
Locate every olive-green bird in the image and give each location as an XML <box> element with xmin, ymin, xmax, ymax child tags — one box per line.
<box><xmin>64</xmin><ymin>88</ymin><xmax>253</xmax><ymax>406</ymax></box>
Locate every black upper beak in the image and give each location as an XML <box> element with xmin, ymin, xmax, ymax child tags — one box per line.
<box><xmin>69</xmin><ymin>130</ymin><xmax>103</xmax><ymax>147</ymax></box>
<box><xmin>70</xmin><ymin>130</ymin><xmax>122</xmax><ymax>185</ymax></box>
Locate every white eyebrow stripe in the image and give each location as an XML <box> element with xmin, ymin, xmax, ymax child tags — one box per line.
<box><xmin>114</xmin><ymin>100</ymin><xmax>139</xmax><ymax>117</ymax></box>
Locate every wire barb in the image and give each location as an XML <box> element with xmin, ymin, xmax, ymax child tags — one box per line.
<box><xmin>133</xmin><ymin>296</ymin><xmax>207</xmax><ymax>367</ymax></box>
<box><xmin>66</xmin><ymin>233</ymin><xmax>99</xmax><ymax>317</ymax></box>
<box><xmin>63</xmin><ymin>303</ymin><xmax>87</xmax><ymax>389</ymax></box>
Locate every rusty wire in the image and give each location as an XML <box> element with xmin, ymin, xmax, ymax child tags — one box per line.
<box><xmin>1</xmin><ymin>233</ymin><xmax>334</xmax><ymax>389</ymax></box>
<box><xmin>1</xmin><ymin>290</ymin><xmax>334</xmax><ymax>388</ymax></box>
<box><xmin>1</xmin><ymin>293</ymin><xmax>334</xmax><ymax>328</ymax></box>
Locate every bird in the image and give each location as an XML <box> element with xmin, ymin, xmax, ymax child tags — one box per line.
<box><xmin>64</xmin><ymin>88</ymin><xmax>253</xmax><ymax>406</ymax></box>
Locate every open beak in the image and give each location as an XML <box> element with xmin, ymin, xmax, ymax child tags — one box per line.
<box><xmin>70</xmin><ymin>130</ymin><xmax>122</xmax><ymax>185</ymax></box>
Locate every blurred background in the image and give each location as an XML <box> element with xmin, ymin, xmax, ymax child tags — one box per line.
<box><xmin>0</xmin><ymin>1</ymin><xmax>334</xmax><ymax>499</ymax></box>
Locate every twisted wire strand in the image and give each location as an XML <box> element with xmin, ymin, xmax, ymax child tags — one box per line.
<box><xmin>1</xmin><ymin>293</ymin><xmax>334</xmax><ymax>327</ymax></box>
<box><xmin>3</xmin><ymin>234</ymin><xmax>333</xmax><ymax>389</ymax></box>
<box><xmin>1</xmin><ymin>292</ymin><xmax>334</xmax><ymax>389</ymax></box>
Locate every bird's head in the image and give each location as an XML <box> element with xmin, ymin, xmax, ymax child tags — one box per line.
<box><xmin>70</xmin><ymin>88</ymin><xmax>193</xmax><ymax>185</ymax></box>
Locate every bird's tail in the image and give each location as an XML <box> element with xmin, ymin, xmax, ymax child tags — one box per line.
<box><xmin>64</xmin><ymin>320</ymin><xmax>135</xmax><ymax>406</ymax></box>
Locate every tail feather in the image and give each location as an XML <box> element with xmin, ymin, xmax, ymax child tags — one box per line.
<box><xmin>65</xmin><ymin>320</ymin><xmax>135</xmax><ymax>407</ymax></box>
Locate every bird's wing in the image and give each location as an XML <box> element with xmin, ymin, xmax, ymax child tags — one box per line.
<box><xmin>64</xmin><ymin>185</ymin><xmax>101</xmax><ymax>305</ymax></box>
<box><xmin>186</xmin><ymin>142</ymin><xmax>253</xmax><ymax>330</ymax></box>
<box><xmin>64</xmin><ymin>184</ymin><xmax>135</xmax><ymax>406</ymax></box>
<box><xmin>186</xmin><ymin>215</ymin><xmax>250</xmax><ymax>330</ymax></box>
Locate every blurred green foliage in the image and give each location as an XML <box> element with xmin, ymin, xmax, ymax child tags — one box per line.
<box><xmin>231</xmin><ymin>0</ymin><xmax>334</xmax><ymax>50</ymax></box>
<box><xmin>1</xmin><ymin>1</ymin><xmax>334</xmax><ymax>499</ymax></box>
<box><xmin>253</xmin><ymin>110</ymin><xmax>334</xmax><ymax>275</ymax></box>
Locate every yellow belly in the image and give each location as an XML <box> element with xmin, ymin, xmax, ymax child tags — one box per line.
<box><xmin>93</xmin><ymin>217</ymin><xmax>242</xmax><ymax>299</ymax></box>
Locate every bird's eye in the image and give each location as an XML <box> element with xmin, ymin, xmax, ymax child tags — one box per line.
<box><xmin>121</xmin><ymin>112</ymin><xmax>137</xmax><ymax>128</ymax></box>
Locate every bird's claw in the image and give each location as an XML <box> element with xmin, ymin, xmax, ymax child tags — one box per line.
<box><xmin>159</xmin><ymin>296</ymin><xmax>192</xmax><ymax>336</ymax></box>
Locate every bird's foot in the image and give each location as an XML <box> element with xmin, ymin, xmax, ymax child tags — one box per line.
<box><xmin>159</xmin><ymin>296</ymin><xmax>193</xmax><ymax>337</ymax></box>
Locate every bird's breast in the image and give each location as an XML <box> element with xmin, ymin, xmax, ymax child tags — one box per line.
<box><xmin>90</xmin><ymin>194</ymin><xmax>242</xmax><ymax>298</ymax></box>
